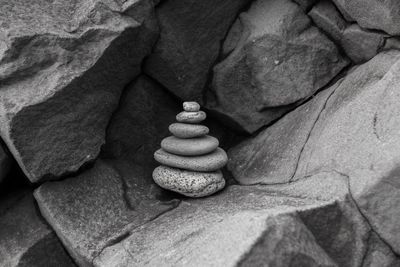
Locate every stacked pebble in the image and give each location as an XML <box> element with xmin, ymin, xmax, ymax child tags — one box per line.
<box><xmin>153</xmin><ymin>102</ymin><xmax>227</xmax><ymax>197</ymax></box>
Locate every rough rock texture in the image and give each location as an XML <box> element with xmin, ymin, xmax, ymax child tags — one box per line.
<box><xmin>34</xmin><ymin>160</ymin><xmax>179</xmax><ymax>267</ymax></box>
<box><xmin>102</xmin><ymin>75</ymin><xmax>180</xmax><ymax>174</ymax></box>
<box><xmin>94</xmin><ymin>173</ymin><xmax>385</xmax><ymax>267</ymax></box>
<box><xmin>208</xmin><ymin>0</ymin><xmax>348</xmax><ymax>133</ymax></box>
<box><xmin>144</xmin><ymin>0</ymin><xmax>251</xmax><ymax>103</ymax></box>
<box><xmin>229</xmin><ymin>51</ymin><xmax>400</xmax><ymax>255</ymax></box>
<box><xmin>153</xmin><ymin>166</ymin><xmax>225</xmax><ymax>198</ymax></box>
<box><xmin>0</xmin><ymin>192</ymin><xmax>75</xmax><ymax>267</ymax></box>
<box><xmin>309</xmin><ymin>1</ymin><xmax>387</xmax><ymax>63</ymax></box>
<box><xmin>0</xmin><ymin>0</ymin><xmax>158</xmax><ymax>182</ymax></box>
<box><xmin>331</xmin><ymin>0</ymin><xmax>400</xmax><ymax>35</ymax></box>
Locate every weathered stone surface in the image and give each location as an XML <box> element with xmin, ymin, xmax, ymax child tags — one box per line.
<box><xmin>331</xmin><ymin>0</ymin><xmax>400</xmax><ymax>35</ymax></box>
<box><xmin>309</xmin><ymin>0</ymin><xmax>347</xmax><ymax>42</ymax></box>
<box><xmin>208</xmin><ymin>0</ymin><xmax>348</xmax><ymax>133</ymax></box>
<box><xmin>102</xmin><ymin>75</ymin><xmax>180</xmax><ymax>174</ymax></box>
<box><xmin>153</xmin><ymin>166</ymin><xmax>225</xmax><ymax>197</ymax></box>
<box><xmin>228</xmin><ymin>86</ymin><xmax>337</xmax><ymax>185</ymax></box>
<box><xmin>176</xmin><ymin>111</ymin><xmax>206</xmax><ymax>124</ymax></box>
<box><xmin>144</xmin><ymin>0</ymin><xmax>251</xmax><ymax>102</ymax></box>
<box><xmin>34</xmin><ymin>160</ymin><xmax>179</xmax><ymax>266</ymax></box>
<box><xmin>0</xmin><ymin>0</ymin><xmax>158</xmax><ymax>182</ymax></box>
<box><xmin>0</xmin><ymin>192</ymin><xmax>75</xmax><ymax>267</ymax></box>
<box><xmin>169</xmin><ymin>123</ymin><xmax>209</xmax><ymax>139</ymax></box>
<box><xmin>229</xmin><ymin>51</ymin><xmax>400</xmax><ymax>254</ymax></box>
<box><xmin>293</xmin><ymin>0</ymin><xmax>319</xmax><ymax>11</ymax></box>
<box><xmin>183</xmin><ymin>102</ymin><xmax>200</xmax><ymax>112</ymax></box>
<box><xmin>341</xmin><ymin>24</ymin><xmax>386</xmax><ymax>63</ymax></box>
<box><xmin>161</xmin><ymin>135</ymin><xmax>219</xmax><ymax>156</ymax></box>
<box><xmin>94</xmin><ymin>173</ymin><xmax>377</xmax><ymax>266</ymax></box>
<box><xmin>154</xmin><ymin>148</ymin><xmax>228</xmax><ymax>172</ymax></box>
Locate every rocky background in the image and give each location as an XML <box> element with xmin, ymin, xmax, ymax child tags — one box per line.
<box><xmin>1</xmin><ymin>0</ymin><xmax>400</xmax><ymax>266</ymax></box>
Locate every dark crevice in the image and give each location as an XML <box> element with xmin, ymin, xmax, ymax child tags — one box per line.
<box><xmin>372</xmin><ymin>111</ymin><xmax>382</xmax><ymax>141</ymax></box>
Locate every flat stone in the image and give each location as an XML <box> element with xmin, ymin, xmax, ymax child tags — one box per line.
<box><xmin>0</xmin><ymin>192</ymin><xmax>75</xmax><ymax>267</ymax></box>
<box><xmin>34</xmin><ymin>160</ymin><xmax>179</xmax><ymax>266</ymax></box>
<box><xmin>161</xmin><ymin>135</ymin><xmax>218</xmax><ymax>156</ymax></box>
<box><xmin>154</xmin><ymin>148</ymin><xmax>228</xmax><ymax>172</ymax></box>
<box><xmin>169</xmin><ymin>123</ymin><xmax>209</xmax><ymax>139</ymax></box>
<box><xmin>94</xmin><ymin>173</ymin><xmax>374</xmax><ymax>267</ymax></box>
<box><xmin>153</xmin><ymin>165</ymin><xmax>225</xmax><ymax>197</ymax></box>
<box><xmin>183</xmin><ymin>102</ymin><xmax>200</xmax><ymax>112</ymax></box>
<box><xmin>176</xmin><ymin>111</ymin><xmax>206</xmax><ymax>123</ymax></box>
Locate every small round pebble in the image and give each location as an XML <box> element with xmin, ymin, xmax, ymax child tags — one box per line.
<box><xmin>154</xmin><ymin>147</ymin><xmax>228</xmax><ymax>172</ymax></box>
<box><xmin>161</xmin><ymin>135</ymin><xmax>219</xmax><ymax>156</ymax></box>
<box><xmin>183</xmin><ymin>101</ymin><xmax>200</xmax><ymax>112</ymax></box>
<box><xmin>176</xmin><ymin>111</ymin><xmax>206</xmax><ymax>123</ymax></box>
<box><xmin>153</xmin><ymin>165</ymin><xmax>225</xmax><ymax>197</ymax></box>
<box><xmin>169</xmin><ymin>123</ymin><xmax>209</xmax><ymax>138</ymax></box>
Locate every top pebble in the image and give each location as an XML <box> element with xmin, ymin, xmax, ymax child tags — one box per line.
<box><xmin>183</xmin><ymin>101</ymin><xmax>200</xmax><ymax>112</ymax></box>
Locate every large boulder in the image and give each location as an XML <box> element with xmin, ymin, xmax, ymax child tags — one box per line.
<box><xmin>34</xmin><ymin>160</ymin><xmax>180</xmax><ymax>267</ymax></box>
<box><xmin>0</xmin><ymin>191</ymin><xmax>75</xmax><ymax>266</ymax></box>
<box><xmin>331</xmin><ymin>0</ymin><xmax>400</xmax><ymax>35</ymax></box>
<box><xmin>93</xmin><ymin>173</ymin><xmax>391</xmax><ymax>267</ymax></box>
<box><xmin>229</xmin><ymin>51</ymin><xmax>400</xmax><ymax>254</ymax></box>
<box><xmin>207</xmin><ymin>0</ymin><xmax>348</xmax><ymax>133</ymax></box>
<box><xmin>144</xmin><ymin>0</ymin><xmax>251</xmax><ymax>103</ymax></box>
<box><xmin>0</xmin><ymin>0</ymin><xmax>158</xmax><ymax>182</ymax></box>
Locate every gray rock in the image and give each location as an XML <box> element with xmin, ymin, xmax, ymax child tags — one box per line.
<box><xmin>0</xmin><ymin>143</ymin><xmax>11</xmax><ymax>184</ymax></box>
<box><xmin>183</xmin><ymin>102</ymin><xmax>200</xmax><ymax>112</ymax></box>
<box><xmin>169</xmin><ymin>123</ymin><xmax>209</xmax><ymax>139</ymax></box>
<box><xmin>102</xmin><ymin>75</ymin><xmax>180</xmax><ymax>175</ymax></box>
<box><xmin>153</xmin><ymin>165</ymin><xmax>225</xmax><ymax>197</ymax></box>
<box><xmin>34</xmin><ymin>160</ymin><xmax>179</xmax><ymax>266</ymax></box>
<box><xmin>0</xmin><ymin>0</ymin><xmax>158</xmax><ymax>182</ymax></box>
<box><xmin>94</xmin><ymin>173</ymin><xmax>375</xmax><ymax>266</ymax></box>
<box><xmin>144</xmin><ymin>0</ymin><xmax>251</xmax><ymax>102</ymax></box>
<box><xmin>0</xmin><ymin>192</ymin><xmax>75</xmax><ymax>267</ymax></box>
<box><xmin>176</xmin><ymin>111</ymin><xmax>206</xmax><ymax>124</ymax></box>
<box><xmin>308</xmin><ymin>0</ymin><xmax>347</xmax><ymax>42</ymax></box>
<box><xmin>229</xmin><ymin>51</ymin><xmax>400</xmax><ymax>254</ymax></box>
<box><xmin>161</xmin><ymin>135</ymin><xmax>219</xmax><ymax>156</ymax></box>
<box><xmin>332</xmin><ymin>0</ymin><xmax>400</xmax><ymax>35</ymax></box>
<box><xmin>208</xmin><ymin>0</ymin><xmax>348</xmax><ymax>133</ymax></box>
<box><xmin>341</xmin><ymin>24</ymin><xmax>386</xmax><ymax>63</ymax></box>
<box><xmin>293</xmin><ymin>0</ymin><xmax>319</xmax><ymax>11</ymax></box>
<box><xmin>154</xmin><ymin>148</ymin><xmax>228</xmax><ymax>172</ymax></box>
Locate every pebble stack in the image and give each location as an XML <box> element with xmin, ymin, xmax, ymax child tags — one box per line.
<box><xmin>153</xmin><ymin>102</ymin><xmax>227</xmax><ymax>197</ymax></box>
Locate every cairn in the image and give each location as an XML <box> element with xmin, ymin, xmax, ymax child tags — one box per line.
<box><xmin>153</xmin><ymin>102</ymin><xmax>227</xmax><ymax>197</ymax></box>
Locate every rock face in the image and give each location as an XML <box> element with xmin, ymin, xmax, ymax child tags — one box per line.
<box><xmin>94</xmin><ymin>173</ymin><xmax>390</xmax><ymax>267</ymax></box>
<box><xmin>207</xmin><ymin>0</ymin><xmax>348</xmax><ymax>133</ymax></box>
<box><xmin>332</xmin><ymin>0</ymin><xmax>400</xmax><ymax>35</ymax></box>
<box><xmin>153</xmin><ymin>102</ymin><xmax>227</xmax><ymax>197</ymax></box>
<box><xmin>0</xmin><ymin>0</ymin><xmax>158</xmax><ymax>182</ymax></box>
<box><xmin>0</xmin><ymin>192</ymin><xmax>75</xmax><ymax>267</ymax></box>
<box><xmin>229</xmin><ymin>51</ymin><xmax>400</xmax><ymax>254</ymax></box>
<box><xmin>309</xmin><ymin>0</ymin><xmax>387</xmax><ymax>64</ymax></box>
<box><xmin>34</xmin><ymin>160</ymin><xmax>179</xmax><ymax>266</ymax></box>
<box><xmin>144</xmin><ymin>0</ymin><xmax>251</xmax><ymax>102</ymax></box>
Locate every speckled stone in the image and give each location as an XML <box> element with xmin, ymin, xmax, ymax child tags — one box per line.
<box><xmin>176</xmin><ymin>111</ymin><xmax>206</xmax><ymax>123</ymax></box>
<box><xmin>169</xmin><ymin>123</ymin><xmax>209</xmax><ymax>138</ymax></box>
<box><xmin>183</xmin><ymin>102</ymin><xmax>200</xmax><ymax>112</ymax></box>
<box><xmin>154</xmin><ymin>148</ymin><xmax>228</xmax><ymax>171</ymax></box>
<box><xmin>161</xmin><ymin>135</ymin><xmax>218</xmax><ymax>156</ymax></box>
<box><xmin>152</xmin><ymin>165</ymin><xmax>225</xmax><ymax>197</ymax></box>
